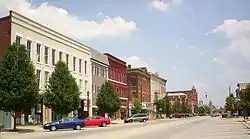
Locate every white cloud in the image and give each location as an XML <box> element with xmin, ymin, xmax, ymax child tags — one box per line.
<box><xmin>151</xmin><ymin>0</ymin><xmax>182</xmax><ymax>12</ymax></box>
<box><xmin>0</xmin><ymin>0</ymin><xmax>137</xmax><ymax>40</ymax></box>
<box><xmin>123</xmin><ymin>56</ymin><xmax>154</xmax><ymax>72</ymax></box>
<box><xmin>212</xmin><ymin>19</ymin><xmax>250</xmax><ymax>62</ymax></box>
<box><xmin>188</xmin><ymin>45</ymin><xmax>196</xmax><ymax>49</ymax></box>
<box><xmin>170</xmin><ymin>65</ymin><xmax>177</xmax><ymax>70</ymax></box>
<box><xmin>199</xmin><ymin>51</ymin><xmax>207</xmax><ymax>55</ymax></box>
<box><xmin>175</xmin><ymin>43</ymin><xmax>179</xmax><ymax>49</ymax></box>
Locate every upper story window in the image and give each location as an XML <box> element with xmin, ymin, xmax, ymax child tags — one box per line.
<box><xmin>73</xmin><ymin>57</ymin><xmax>76</xmax><ymax>71</ymax></box>
<box><xmin>101</xmin><ymin>68</ymin><xmax>105</xmax><ymax>77</ymax></box>
<box><xmin>36</xmin><ymin>69</ymin><xmax>41</xmax><ymax>87</ymax></box>
<box><xmin>59</xmin><ymin>51</ymin><xmax>63</xmax><ymax>61</ymax></box>
<box><xmin>66</xmin><ymin>54</ymin><xmax>69</xmax><ymax>66</ymax></box>
<box><xmin>44</xmin><ymin>46</ymin><xmax>49</xmax><ymax>64</ymax></box>
<box><xmin>79</xmin><ymin>79</ymin><xmax>82</xmax><ymax>90</ymax></box>
<box><xmin>26</xmin><ymin>40</ymin><xmax>32</xmax><ymax>59</ymax></box>
<box><xmin>84</xmin><ymin>61</ymin><xmax>87</xmax><ymax>74</ymax></box>
<box><xmin>52</xmin><ymin>49</ymin><xmax>56</xmax><ymax>66</ymax></box>
<box><xmin>79</xmin><ymin>59</ymin><xmax>82</xmax><ymax>73</ymax></box>
<box><xmin>36</xmin><ymin>43</ymin><xmax>41</xmax><ymax>62</ymax></box>
<box><xmin>97</xmin><ymin>67</ymin><xmax>100</xmax><ymax>76</ymax></box>
<box><xmin>44</xmin><ymin>71</ymin><xmax>49</xmax><ymax>89</ymax></box>
<box><xmin>16</xmin><ymin>36</ymin><xmax>21</xmax><ymax>45</ymax></box>
<box><xmin>92</xmin><ymin>65</ymin><xmax>95</xmax><ymax>74</ymax></box>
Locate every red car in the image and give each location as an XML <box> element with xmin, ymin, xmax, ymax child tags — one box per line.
<box><xmin>174</xmin><ymin>113</ymin><xmax>185</xmax><ymax>118</ymax></box>
<box><xmin>84</xmin><ymin>116</ymin><xmax>111</xmax><ymax>127</ymax></box>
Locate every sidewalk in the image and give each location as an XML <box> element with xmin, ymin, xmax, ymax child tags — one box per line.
<box><xmin>242</xmin><ymin>119</ymin><xmax>250</xmax><ymax>129</ymax></box>
<box><xmin>0</xmin><ymin>125</ymin><xmax>43</xmax><ymax>135</ymax></box>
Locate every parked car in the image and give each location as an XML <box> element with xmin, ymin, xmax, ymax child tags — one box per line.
<box><xmin>124</xmin><ymin>113</ymin><xmax>148</xmax><ymax>123</ymax></box>
<box><xmin>84</xmin><ymin>116</ymin><xmax>110</xmax><ymax>127</ymax></box>
<box><xmin>175</xmin><ymin>113</ymin><xmax>185</xmax><ymax>118</ymax></box>
<box><xmin>43</xmin><ymin>117</ymin><xmax>85</xmax><ymax>131</ymax></box>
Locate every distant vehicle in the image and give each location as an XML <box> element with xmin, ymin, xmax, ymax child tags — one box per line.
<box><xmin>124</xmin><ymin>113</ymin><xmax>148</xmax><ymax>123</ymax></box>
<box><xmin>43</xmin><ymin>117</ymin><xmax>85</xmax><ymax>131</ymax></box>
<box><xmin>84</xmin><ymin>116</ymin><xmax>111</xmax><ymax>127</ymax></box>
<box><xmin>175</xmin><ymin>113</ymin><xmax>185</xmax><ymax>118</ymax></box>
<box><xmin>221</xmin><ymin>113</ymin><xmax>228</xmax><ymax>118</ymax></box>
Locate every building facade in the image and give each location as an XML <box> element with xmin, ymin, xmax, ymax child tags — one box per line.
<box><xmin>167</xmin><ymin>86</ymin><xmax>198</xmax><ymax>113</ymax></box>
<box><xmin>0</xmin><ymin>11</ymin><xmax>92</xmax><ymax>127</ymax></box>
<box><xmin>90</xmin><ymin>48</ymin><xmax>109</xmax><ymax>116</ymax></box>
<box><xmin>127</xmin><ymin>65</ymin><xmax>151</xmax><ymax>114</ymax></box>
<box><xmin>168</xmin><ymin>93</ymin><xmax>188</xmax><ymax>107</ymax></box>
<box><xmin>104</xmin><ymin>53</ymin><xmax>128</xmax><ymax>119</ymax></box>
<box><xmin>150</xmin><ymin>72</ymin><xmax>167</xmax><ymax>117</ymax></box>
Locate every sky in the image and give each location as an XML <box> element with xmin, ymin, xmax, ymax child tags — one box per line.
<box><xmin>0</xmin><ymin>0</ymin><xmax>250</xmax><ymax>106</ymax></box>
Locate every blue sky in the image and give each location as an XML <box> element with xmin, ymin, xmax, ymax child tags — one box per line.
<box><xmin>1</xmin><ymin>0</ymin><xmax>250</xmax><ymax>106</ymax></box>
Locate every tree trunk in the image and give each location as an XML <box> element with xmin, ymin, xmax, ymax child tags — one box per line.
<box><xmin>11</xmin><ymin>112</ymin><xmax>17</xmax><ymax>131</ymax></box>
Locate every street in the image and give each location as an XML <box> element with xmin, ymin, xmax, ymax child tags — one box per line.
<box><xmin>1</xmin><ymin>117</ymin><xmax>249</xmax><ymax>139</ymax></box>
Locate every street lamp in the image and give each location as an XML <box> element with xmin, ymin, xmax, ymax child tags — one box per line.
<box><xmin>87</xmin><ymin>91</ymin><xmax>90</xmax><ymax>117</ymax></box>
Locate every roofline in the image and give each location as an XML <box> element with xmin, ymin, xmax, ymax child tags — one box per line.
<box><xmin>9</xmin><ymin>10</ymin><xmax>90</xmax><ymax>52</ymax></box>
<box><xmin>150</xmin><ymin>73</ymin><xmax>167</xmax><ymax>82</ymax></box>
<box><xmin>104</xmin><ymin>53</ymin><xmax>126</xmax><ymax>65</ymax></box>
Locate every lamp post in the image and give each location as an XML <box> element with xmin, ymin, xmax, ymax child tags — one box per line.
<box><xmin>87</xmin><ymin>91</ymin><xmax>90</xmax><ymax>117</ymax></box>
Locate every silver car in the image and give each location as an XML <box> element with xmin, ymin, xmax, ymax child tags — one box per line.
<box><xmin>124</xmin><ymin>113</ymin><xmax>148</xmax><ymax>123</ymax></box>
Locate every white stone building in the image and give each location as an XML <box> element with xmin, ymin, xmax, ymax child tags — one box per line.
<box><xmin>0</xmin><ymin>10</ymin><xmax>92</xmax><ymax>126</ymax></box>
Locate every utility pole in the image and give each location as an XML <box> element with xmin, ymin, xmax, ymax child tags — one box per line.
<box><xmin>229</xmin><ymin>86</ymin><xmax>232</xmax><ymax>96</ymax></box>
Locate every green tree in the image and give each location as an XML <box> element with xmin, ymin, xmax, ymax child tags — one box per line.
<box><xmin>172</xmin><ymin>101</ymin><xmax>182</xmax><ymax>113</ymax></box>
<box><xmin>132</xmin><ymin>98</ymin><xmax>141</xmax><ymax>114</ymax></box>
<box><xmin>225</xmin><ymin>96</ymin><xmax>236</xmax><ymax>112</ymax></box>
<box><xmin>196</xmin><ymin>106</ymin><xmax>205</xmax><ymax>115</ymax></box>
<box><xmin>44</xmin><ymin>61</ymin><xmax>80</xmax><ymax>117</ymax></box>
<box><xmin>240</xmin><ymin>85</ymin><xmax>250</xmax><ymax>113</ymax></box>
<box><xmin>204</xmin><ymin>105</ymin><xmax>211</xmax><ymax>114</ymax></box>
<box><xmin>156</xmin><ymin>96</ymin><xmax>170</xmax><ymax>116</ymax></box>
<box><xmin>0</xmin><ymin>43</ymin><xmax>39</xmax><ymax>130</ymax></box>
<box><xmin>96</xmin><ymin>82</ymin><xmax>121</xmax><ymax>116</ymax></box>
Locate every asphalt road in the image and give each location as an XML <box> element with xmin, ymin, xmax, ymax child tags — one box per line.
<box><xmin>1</xmin><ymin>117</ymin><xmax>249</xmax><ymax>139</ymax></box>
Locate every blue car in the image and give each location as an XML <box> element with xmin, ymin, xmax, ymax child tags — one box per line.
<box><xmin>43</xmin><ymin>117</ymin><xmax>85</xmax><ymax>131</ymax></box>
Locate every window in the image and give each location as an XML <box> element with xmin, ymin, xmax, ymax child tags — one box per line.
<box><xmin>85</xmin><ymin>80</ymin><xmax>88</xmax><ymax>93</ymax></box>
<box><xmin>92</xmin><ymin>65</ymin><xmax>95</xmax><ymax>74</ymax></box>
<box><xmin>44</xmin><ymin>71</ymin><xmax>49</xmax><ymax>88</ymax></box>
<box><xmin>79</xmin><ymin>79</ymin><xmax>82</xmax><ymax>90</ymax></box>
<box><xmin>84</xmin><ymin>61</ymin><xmax>87</xmax><ymax>74</ymax></box>
<box><xmin>44</xmin><ymin>47</ymin><xmax>49</xmax><ymax>64</ymax></box>
<box><xmin>27</xmin><ymin>40</ymin><xmax>31</xmax><ymax>59</ymax></box>
<box><xmin>52</xmin><ymin>49</ymin><xmax>56</xmax><ymax>65</ymax></box>
<box><xmin>16</xmin><ymin>36</ymin><xmax>21</xmax><ymax>45</ymax></box>
<box><xmin>97</xmin><ymin>67</ymin><xmax>100</xmax><ymax>76</ymax></box>
<box><xmin>36</xmin><ymin>69</ymin><xmax>41</xmax><ymax>87</ymax></box>
<box><xmin>73</xmin><ymin>57</ymin><xmax>76</xmax><ymax>71</ymax></box>
<box><xmin>59</xmin><ymin>51</ymin><xmax>63</xmax><ymax>61</ymax></box>
<box><xmin>79</xmin><ymin>59</ymin><xmax>82</xmax><ymax>73</ymax></box>
<box><xmin>66</xmin><ymin>54</ymin><xmax>69</xmax><ymax>66</ymax></box>
<box><xmin>92</xmin><ymin>84</ymin><xmax>95</xmax><ymax>94</ymax></box>
<box><xmin>36</xmin><ymin>44</ymin><xmax>41</xmax><ymax>62</ymax></box>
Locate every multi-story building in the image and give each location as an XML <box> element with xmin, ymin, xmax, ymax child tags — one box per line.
<box><xmin>0</xmin><ymin>11</ymin><xmax>92</xmax><ymax>128</ymax></box>
<box><xmin>167</xmin><ymin>86</ymin><xmax>198</xmax><ymax>113</ymax></box>
<box><xmin>150</xmin><ymin>72</ymin><xmax>167</xmax><ymax>117</ymax></box>
<box><xmin>104</xmin><ymin>53</ymin><xmax>128</xmax><ymax>119</ymax></box>
<box><xmin>168</xmin><ymin>92</ymin><xmax>188</xmax><ymax>106</ymax></box>
<box><xmin>90</xmin><ymin>48</ymin><xmax>109</xmax><ymax>116</ymax></box>
<box><xmin>236</xmin><ymin>83</ymin><xmax>250</xmax><ymax>98</ymax></box>
<box><xmin>127</xmin><ymin>65</ymin><xmax>151</xmax><ymax>115</ymax></box>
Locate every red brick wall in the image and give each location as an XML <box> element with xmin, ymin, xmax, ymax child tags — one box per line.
<box><xmin>105</xmin><ymin>54</ymin><xmax>128</xmax><ymax>100</ymax></box>
<box><xmin>0</xmin><ymin>16</ymin><xmax>11</xmax><ymax>57</ymax></box>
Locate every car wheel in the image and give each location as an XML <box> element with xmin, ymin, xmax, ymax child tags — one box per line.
<box><xmin>50</xmin><ymin>126</ymin><xmax>57</xmax><ymax>131</ymax></box>
<box><xmin>101</xmin><ymin>122</ymin><xmax>107</xmax><ymax>127</ymax></box>
<box><xmin>142</xmin><ymin>119</ymin><xmax>147</xmax><ymax>123</ymax></box>
<box><xmin>129</xmin><ymin>120</ymin><xmax>132</xmax><ymax>123</ymax></box>
<box><xmin>75</xmin><ymin>124</ymin><xmax>81</xmax><ymax>130</ymax></box>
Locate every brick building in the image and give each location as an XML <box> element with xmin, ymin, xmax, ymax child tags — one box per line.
<box><xmin>167</xmin><ymin>86</ymin><xmax>198</xmax><ymax>113</ymax></box>
<box><xmin>127</xmin><ymin>65</ymin><xmax>151</xmax><ymax>115</ymax></box>
<box><xmin>104</xmin><ymin>53</ymin><xmax>128</xmax><ymax>119</ymax></box>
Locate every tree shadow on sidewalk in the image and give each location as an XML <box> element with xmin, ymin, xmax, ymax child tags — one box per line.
<box><xmin>1</xmin><ymin>128</ymin><xmax>35</xmax><ymax>134</ymax></box>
